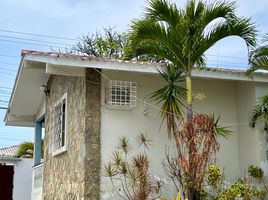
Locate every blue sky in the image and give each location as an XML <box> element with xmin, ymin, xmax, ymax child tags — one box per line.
<box><xmin>0</xmin><ymin>0</ymin><xmax>268</xmax><ymax>148</ymax></box>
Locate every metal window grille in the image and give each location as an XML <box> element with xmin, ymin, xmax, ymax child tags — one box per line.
<box><xmin>53</xmin><ymin>95</ymin><xmax>67</xmax><ymax>151</ymax></box>
<box><xmin>106</xmin><ymin>80</ymin><xmax>137</xmax><ymax>108</ymax></box>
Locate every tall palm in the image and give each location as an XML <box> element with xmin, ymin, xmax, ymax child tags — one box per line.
<box><xmin>249</xmin><ymin>95</ymin><xmax>268</xmax><ymax>160</ymax></box>
<box><xmin>247</xmin><ymin>33</ymin><xmax>268</xmax><ymax>74</ymax></box>
<box><xmin>125</xmin><ymin>0</ymin><xmax>256</xmax><ymax>128</ymax></box>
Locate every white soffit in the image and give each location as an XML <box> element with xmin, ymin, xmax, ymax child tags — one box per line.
<box><xmin>5</xmin><ymin>60</ymin><xmax>49</xmax><ymax>127</ymax></box>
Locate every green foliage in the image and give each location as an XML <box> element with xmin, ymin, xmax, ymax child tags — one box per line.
<box><xmin>247</xmin><ymin>33</ymin><xmax>268</xmax><ymax>74</ymax></box>
<box><xmin>16</xmin><ymin>139</ymin><xmax>44</xmax><ymax>158</ymax></box>
<box><xmin>204</xmin><ymin>164</ymin><xmax>267</xmax><ymax>200</ymax></box>
<box><xmin>218</xmin><ymin>183</ymin><xmax>266</xmax><ymax>200</ymax></box>
<box><xmin>17</xmin><ymin>142</ymin><xmax>34</xmax><ymax>158</ymax></box>
<box><xmin>207</xmin><ymin>165</ymin><xmax>221</xmax><ymax>186</ymax></box>
<box><xmin>150</xmin><ymin>65</ymin><xmax>186</xmax><ymax>138</ymax></box>
<box><xmin>249</xmin><ymin>95</ymin><xmax>268</xmax><ymax>128</ymax></box>
<box><xmin>248</xmin><ymin>165</ymin><xmax>264</xmax><ymax>181</ymax></box>
<box><xmin>124</xmin><ymin>3</ymin><xmax>256</xmax><ymax>198</ymax></box>
<box><xmin>72</xmin><ymin>27</ymin><xmax>126</xmax><ymax>58</ymax></box>
<box><xmin>125</xmin><ymin>0</ymin><xmax>256</xmax><ymax>73</ymax></box>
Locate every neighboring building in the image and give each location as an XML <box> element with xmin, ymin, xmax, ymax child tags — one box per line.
<box><xmin>4</xmin><ymin>50</ymin><xmax>268</xmax><ymax>199</ymax></box>
<box><xmin>0</xmin><ymin>145</ymin><xmax>33</xmax><ymax>200</ymax></box>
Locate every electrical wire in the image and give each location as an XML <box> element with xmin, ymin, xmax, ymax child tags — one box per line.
<box><xmin>0</xmin><ymin>35</ymin><xmax>73</xmax><ymax>46</ymax></box>
<box><xmin>0</xmin><ymin>90</ymin><xmax>11</xmax><ymax>95</ymax></box>
<box><xmin>0</xmin><ymin>68</ymin><xmax>16</xmax><ymax>72</ymax></box>
<box><xmin>0</xmin><ymin>38</ymin><xmax>67</xmax><ymax>49</ymax></box>
<box><xmin>0</xmin><ymin>71</ymin><xmax>16</xmax><ymax>76</ymax></box>
<box><xmin>0</xmin><ymin>29</ymin><xmax>77</xmax><ymax>41</ymax></box>
<box><xmin>0</xmin><ymin>62</ymin><xmax>17</xmax><ymax>66</ymax></box>
<box><xmin>0</xmin><ymin>54</ymin><xmax>19</xmax><ymax>59</ymax></box>
<box><xmin>0</xmin><ymin>86</ymin><xmax>11</xmax><ymax>89</ymax></box>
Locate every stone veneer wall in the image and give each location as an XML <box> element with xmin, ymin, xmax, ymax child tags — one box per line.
<box><xmin>42</xmin><ymin>69</ymin><xmax>101</xmax><ymax>200</ymax></box>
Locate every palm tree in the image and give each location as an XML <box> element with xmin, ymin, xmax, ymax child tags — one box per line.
<box><xmin>124</xmin><ymin>0</ymin><xmax>256</xmax><ymax>199</ymax></box>
<box><xmin>17</xmin><ymin>140</ymin><xmax>44</xmax><ymax>158</ymax></box>
<box><xmin>247</xmin><ymin>33</ymin><xmax>268</xmax><ymax>74</ymax></box>
<box><xmin>249</xmin><ymin>95</ymin><xmax>268</xmax><ymax>160</ymax></box>
<box><xmin>17</xmin><ymin>142</ymin><xmax>34</xmax><ymax>158</ymax></box>
<box><xmin>125</xmin><ymin>0</ymin><xmax>256</xmax><ymax>127</ymax></box>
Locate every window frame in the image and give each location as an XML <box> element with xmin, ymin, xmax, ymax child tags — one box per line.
<box><xmin>105</xmin><ymin>80</ymin><xmax>137</xmax><ymax>108</ymax></box>
<box><xmin>52</xmin><ymin>93</ymin><xmax>68</xmax><ymax>156</ymax></box>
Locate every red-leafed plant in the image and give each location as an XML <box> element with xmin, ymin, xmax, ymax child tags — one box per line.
<box><xmin>164</xmin><ymin>113</ymin><xmax>231</xmax><ymax>199</ymax></box>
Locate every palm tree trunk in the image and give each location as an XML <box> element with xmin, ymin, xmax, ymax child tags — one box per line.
<box><xmin>186</xmin><ymin>76</ymin><xmax>193</xmax><ymax>122</ymax></box>
<box><xmin>186</xmin><ymin>75</ymin><xmax>198</xmax><ymax>199</ymax></box>
<box><xmin>265</xmin><ymin>122</ymin><xmax>268</xmax><ymax>161</ymax></box>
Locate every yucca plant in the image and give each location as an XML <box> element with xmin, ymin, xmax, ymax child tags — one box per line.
<box><xmin>103</xmin><ymin>133</ymin><xmax>163</xmax><ymax>200</ymax></box>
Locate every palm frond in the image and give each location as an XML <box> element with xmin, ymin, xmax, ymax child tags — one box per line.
<box><xmin>145</xmin><ymin>0</ymin><xmax>181</xmax><ymax>27</ymax></box>
<box><xmin>194</xmin><ymin>17</ymin><xmax>256</xmax><ymax>62</ymax></box>
<box><xmin>212</xmin><ymin>115</ymin><xmax>232</xmax><ymax>139</ymax></box>
<box><xmin>249</xmin><ymin>95</ymin><xmax>268</xmax><ymax>128</ymax></box>
<box><xmin>247</xmin><ymin>45</ymin><xmax>268</xmax><ymax>74</ymax></box>
<box><xmin>150</xmin><ymin>65</ymin><xmax>186</xmax><ymax>138</ymax></box>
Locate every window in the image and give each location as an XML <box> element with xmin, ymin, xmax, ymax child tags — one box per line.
<box><xmin>106</xmin><ymin>80</ymin><xmax>137</xmax><ymax>108</ymax></box>
<box><xmin>53</xmin><ymin>93</ymin><xmax>67</xmax><ymax>155</ymax></box>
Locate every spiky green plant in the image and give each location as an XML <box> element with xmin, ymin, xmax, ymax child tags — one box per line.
<box><xmin>103</xmin><ymin>134</ymin><xmax>163</xmax><ymax>200</ymax></box>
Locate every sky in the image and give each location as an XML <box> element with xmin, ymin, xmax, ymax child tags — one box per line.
<box><xmin>0</xmin><ymin>0</ymin><xmax>268</xmax><ymax>148</ymax></box>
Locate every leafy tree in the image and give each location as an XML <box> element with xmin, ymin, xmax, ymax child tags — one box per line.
<box><xmin>247</xmin><ymin>33</ymin><xmax>268</xmax><ymax>74</ymax></box>
<box><xmin>71</xmin><ymin>27</ymin><xmax>161</xmax><ymax>62</ymax></box>
<box><xmin>71</xmin><ymin>27</ymin><xmax>126</xmax><ymax>58</ymax></box>
<box><xmin>124</xmin><ymin>0</ymin><xmax>256</xmax><ymax>199</ymax></box>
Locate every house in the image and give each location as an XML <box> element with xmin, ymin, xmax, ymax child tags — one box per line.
<box><xmin>0</xmin><ymin>145</ymin><xmax>33</xmax><ymax>200</ymax></box>
<box><xmin>4</xmin><ymin>50</ymin><xmax>268</xmax><ymax>199</ymax></box>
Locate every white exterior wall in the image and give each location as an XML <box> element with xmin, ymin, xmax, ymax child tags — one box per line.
<box><xmin>13</xmin><ymin>159</ymin><xmax>33</xmax><ymax>200</ymax></box>
<box><xmin>101</xmin><ymin>71</ymin><xmax>177</xmax><ymax>197</ymax></box>
<box><xmin>193</xmin><ymin>78</ymin><xmax>241</xmax><ymax>179</ymax></box>
<box><xmin>0</xmin><ymin>158</ymin><xmax>33</xmax><ymax>200</ymax></box>
<box><xmin>236</xmin><ymin>82</ymin><xmax>260</xmax><ymax>174</ymax></box>
<box><xmin>100</xmin><ymin>70</ymin><xmax>245</xmax><ymax>197</ymax></box>
<box><xmin>255</xmin><ymin>83</ymin><xmax>268</xmax><ymax>175</ymax></box>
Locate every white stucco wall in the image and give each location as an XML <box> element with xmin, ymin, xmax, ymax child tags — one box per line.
<box><xmin>236</xmin><ymin>82</ymin><xmax>260</xmax><ymax>175</ymax></box>
<box><xmin>0</xmin><ymin>158</ymin><xmax>33</xmax><ymax>200</ymax></box>
<box><xmin>13</xmin><ymin>159</ymin><xmax>33</xmax><ymax>200</ymax></box>
<box><xmin>100</xmin><ymin>70</ymin><xmax>249</xmax><ymax>198</ymax></box>
<box><xmin>193</xmin><ymin>78</ymin><xmax>241</xmax><ymax>179</ymax></box>
<box><xmin>255</xmin><ymin>83</ymin><xmax>268</xmax><ymax>175</ymax></box>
